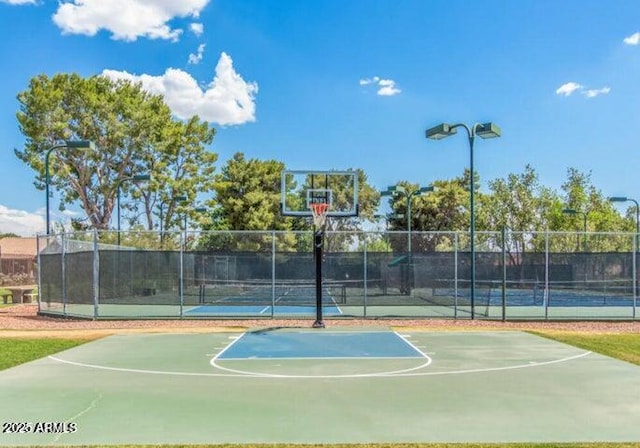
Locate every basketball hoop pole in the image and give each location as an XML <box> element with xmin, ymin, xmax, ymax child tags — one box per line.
<box><xmin>310</xmin><ymin>202</ymin><xmax>329</xmax><ymax>328</ymax></box>
<box><xmin>279</xmin><ymin>170</ymin><xmax>360</xmax><ymax>328</ymax></box>
<box><xmin>312</xmin><ymin>228</ymin><xmax>325</xmax><ymax>328</ymax></box>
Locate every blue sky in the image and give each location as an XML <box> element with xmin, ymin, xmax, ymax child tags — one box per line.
<box><xmin>1</xmin><ymin>0</ymin><xmax>640</xmax><ymax>235</ymax></box>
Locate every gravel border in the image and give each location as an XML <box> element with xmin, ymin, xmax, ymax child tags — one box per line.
<box><xmin>1</xmin><ymin>304</ymin><xmax>639</xmax><ymax>337</ymax></box>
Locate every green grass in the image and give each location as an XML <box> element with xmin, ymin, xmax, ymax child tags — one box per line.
<box><xmin>0</xmin><ymin>337</ymin><xmax>92</xmax><ymax>370</ymax></box>
<box><xmin>49</xmin><ymin>444</ymin><xmax>640</xmax><ymax>448</ymax></box>
<box><xmin>530</xmin><ymin>331</ymin><xmax>640</xmax><ymax>365</ymax></box>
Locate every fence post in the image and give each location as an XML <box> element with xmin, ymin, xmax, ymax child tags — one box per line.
<box><xmin>271</xmin><ymin>231</ymin><xmax>276</xmax><ymax>319</ymax></box>
<box><xmin>179</xmin><ymin>231</ymin><xmax>184</xmax><ymax>318</ymax></box>
<box><xmin>633</xmin><ymin>233</ymin><xmax>637</xmax><ymax>320</ymax></box>
<box><xmin>501</xmin><ymin>227</ymin><xmax>506</xmax><ymax>321</ymax></box>
<box><xmin>545</xmin><ymin>229</ymin><xmax>549</xmax><ymax>320</ymax></box>
<box><xmin>363</xmin><ymin>235</ymin><xmax>368</xmax><ymax>318</ymax></box>
<box><xmin>36</xmin><ymin>235</ymin><xmax>41</xmax><ymax>313</ymax></box>
<box><xmin>454</xmin><ymin>232</ymin><xmax>459</xmax><ymax>319</ymax></box>
<box><xmin>61</xmin><ymin>233</ymin><xmax>67</xmax><ymax>317</ymax></box>
<box><xmin>92</xmin><ymin>230</ymin><xmax>100</xmax><ymax>319</ymax></box>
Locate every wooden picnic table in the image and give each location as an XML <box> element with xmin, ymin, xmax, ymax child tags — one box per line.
<box><xmin>4</xmin><ymin>285</ymin><xmax>37</xmax><ymax>304</ymax></box>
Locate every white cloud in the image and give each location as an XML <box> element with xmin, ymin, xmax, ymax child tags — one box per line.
<box><xmin>190</xmin><ymin>22</ymin><xmax>204</xmax><ymax>36</ymax></box>
<box><xmin>582</xmin><ymin>86</ymin><xmax>611</xmax><ymax>98</ymax></box>
<box><xmin>52</xmin><ymin>0</ymin><xmax>210</xmax><ymax>42</ymax></box>
<box><xmin>0</xmin><ymin>205</ymin><xmax>44</xmax><ymax>237</ymax></box>
<box><xmin>556</xmin><ymin>82</ymin><xmax>583</xmax><ymax>96</ymax></box>
<box><xmin>377</xmin><ymin>79</ymin><xmax>401</xmax><ymax>96</ymax></box>
<box><xmin>624</xmin><ymin>32</ymin><xmax>640</xmax><ymax>45</ymax></box>
<box><xmin>556</xmin><ymin>82</ymin><xmax>610</xmax><ymax>99</ymax></box>
<box><xmin>1</xmin><ymin>0</ymin><xmax>37</xmax><ymax>4</ymax></box>
<box><xmin>360</xmin><ymin>76</ymin><xmax>401</xmax><ymax>96</ymax></box>
<box><xmin>188</xmin><ymin>43</ymin><xmax>206</xmax><ymax>65</ymax></box>
<box><xmin>102</xmin><ymin>52</ymin><xmax>258</xmax><ymax>125</ymax></box>
<box><xmin>359</xmin><ymin>76</ymin><xmax>380</xmax><ymax>86</ymax></box>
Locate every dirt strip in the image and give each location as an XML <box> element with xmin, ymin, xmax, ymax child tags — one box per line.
<box><xmin>1</xmin><ymin>304</ymin><xmax>639</xmax><ymax>338</ymax></box>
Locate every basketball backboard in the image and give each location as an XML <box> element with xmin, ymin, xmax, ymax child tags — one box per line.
<box><xmin>280</xmin><ymin>170</ymin><xmax>359</xmax><ymax>217</ymax></box>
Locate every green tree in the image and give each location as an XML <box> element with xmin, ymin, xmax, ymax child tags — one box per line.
<box><xmin>479</xmin><ymin>165</ymin><xmax>551</xmax><ymax>260</ymax></box>
<box><xmin>383</xmin><ymin>172</ymin><xmax>469</xmax><ymax>251</ymax></box>
<box><xmin>204</xmin><ymin>153</ymin><xmax>296</xmax><ymax>251</ymax></box>
<box><xmin>213</xmin><ymin>153</ymin><xmax>290</xmax><ymax>231</ymax></box>
<box><xmin>15</xmin><ymin>73</ymin><xmax>216</xmax><ymax>233</ymax></box>
<box><xmin>482</xmin><ymin>165</ymin><xmax>541</xmax><ymax>233</ymax></box>
<box><xmin>558</xmin><ymin>167</ymin><xmax>628</xmax><ymax>251</ymax></box>
<box><xmin>357</xmin><ymin>234</ymin><xmax>392</xmax><ymax>252</ymax></box>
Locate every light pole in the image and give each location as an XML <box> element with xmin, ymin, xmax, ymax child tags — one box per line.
<box><xmin>44</xmin><ymin>140</ymin><xmax>96</xmax><ymax>235</ymax></box>
<box><xmin>562</xmin><ymin>208</ymin><xmax>588</xmax><ymax>251</ymax></box>
<box><xmin>115</xmin><ymin>174</ymin><xmax>150</xmax><ymax>245</ymax></box>
<box><xmin>426</xmin><ymin>122</ymin><xmax>501</xmax><ymax>319</ymax></box>
<box><xmin>380</xmin><ymin>185</ymin><xmax>434</xmax><ymax>252</ymax></box>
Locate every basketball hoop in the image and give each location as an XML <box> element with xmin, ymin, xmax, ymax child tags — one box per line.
<box><xmin>310</xmin><ymin>202</ymin><xmax>329</xmax><ymax>229</ymax></box>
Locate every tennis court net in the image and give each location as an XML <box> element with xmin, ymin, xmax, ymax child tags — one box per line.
<box><xmin>188</xmin><ymin>279</ymin><xmax>348</xmax><ymax>307</ymax></box>
<box><xmin>426</xmin><ymin>278</ymin><xmax>634</xmax><ymax>308</ymax></box>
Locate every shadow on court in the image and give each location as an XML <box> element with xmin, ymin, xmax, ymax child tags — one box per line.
<box><xmin>1</xmin><ymin>329</ymin><xmax>639</xmax><ymax>444</ymax></box>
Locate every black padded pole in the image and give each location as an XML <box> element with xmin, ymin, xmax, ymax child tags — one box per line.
<box><xmin>312</xmin><ymin>230</ymin><xmax>325</xmax><ymax>328</ymax></box>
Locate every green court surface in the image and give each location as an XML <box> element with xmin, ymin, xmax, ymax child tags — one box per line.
<box><xmin>1</xmin><ymin>329</ymin><xmax>640</xmax><ymax>445</ymax></box>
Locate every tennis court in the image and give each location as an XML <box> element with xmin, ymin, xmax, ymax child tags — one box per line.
<box><xmin>37</xmin><ymin>230</ymin><xmax>640</xmax><ymax>320</ymax></box>
<box><xmin>184</xmin><ymin>280</ymin><xmax>344</xmax><ymax>316</ymax></box>
<box><xmin>37</xmin><ymin>276</ymin><xmax>639</xmax><ymax>320</ymax></box>
<box><xmin>1</xmin><ymin>328</ymin><xmax>639</xmax><ymax>445</ymax></box>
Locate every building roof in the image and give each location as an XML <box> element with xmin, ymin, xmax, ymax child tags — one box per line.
<box><xmin>0</xmin><ymin>237</ymin><xmax>38</xmax><ymax>258</ymax></box>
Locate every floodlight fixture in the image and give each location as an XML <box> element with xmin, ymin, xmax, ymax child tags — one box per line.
<box><xmin>425</xmin><ymin>120</ymin><xmax>501</xmax><ymax>319</ymax></box>
<box><xmin>425</xmin><ymin>123</ymin><xmax>457</xmax><ymax>140</ymax></box>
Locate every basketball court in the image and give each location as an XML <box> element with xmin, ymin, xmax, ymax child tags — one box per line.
<box><xmin>18</xmin><ymin>168</ymin><xmax>640</xmax><ymax>444</ymax></box>
<box><xmin>1</xmin><ymin>328</ymin><xmax>639</xmax><ymax>445</ymax></box>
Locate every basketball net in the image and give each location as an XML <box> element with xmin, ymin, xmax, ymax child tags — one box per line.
<box><xmin>310</xmin><ymin>202</ymin><xmax>329</xmax><ymax>230</ymax></box>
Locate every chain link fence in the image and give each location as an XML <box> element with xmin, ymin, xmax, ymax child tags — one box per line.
<box><xmin>37</xmin><ymin>229</ymin><xmax>638</xmax><ymax>320</ymax></box>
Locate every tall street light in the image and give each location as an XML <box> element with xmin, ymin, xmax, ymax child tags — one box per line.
<box><xmin>562</xmin><ymin>208</ymin><xmax>588</xmax><ymax>251</ymax></box>
<box><xmin>44</xmin><ymin>140</ymin><xmax>96</xmax><ymax>235</ymax></box>
<box><xmin>115</xmin><ymin>174</ymin><xmax>151</xmax><ymax>245</ymax></box>
<box><xmin>426</xmin><ymin>122</ymin><xmax>501</xmax><ymax>319</ymax></box>
<box><xmin>380</xmin><ymin>185</ymin><xmax>434</xmax><ymax>252</ymax></box>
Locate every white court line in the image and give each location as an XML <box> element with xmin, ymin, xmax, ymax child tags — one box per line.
<box><xmin>394</xmin><ymin>331</ymin><xmax>431</xmax><ymax>359</ymax></box>
<box><xmin>388</xmin><ymin>351</ymin><xmax>592</xmax><ymax>377</ymax></box>
<box><xmin>48</xmin><ymin>351</ymin><xmax>591</xmax><ymax>379</ymax></box>
<box><xmin>216</xmin><ymin>355</ymin><xmax>426</xmax><ymax>361</ymax></box>
<box><xmin>213</xmin><ymin>334</ymin><xmax>245</xmax><ymax>360</ymax></box>
<box><xmin>47</xmin><ymin>331</ymin><xmax>594</xmax><ymax>380</ymax></box>
<box><xmin>210</xmin><ymin>353</ymin><xmax>432</xmax><ymax>378</ymax></box>
<box><xmin>48</xmin><ymin>355</ymin><xmax>250</xmax><ymax>377</ymax></box>
<box><xmin>209</xmin><ymin>330</ymin><xmax>430</xmax><ymax>377</ymax></box>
